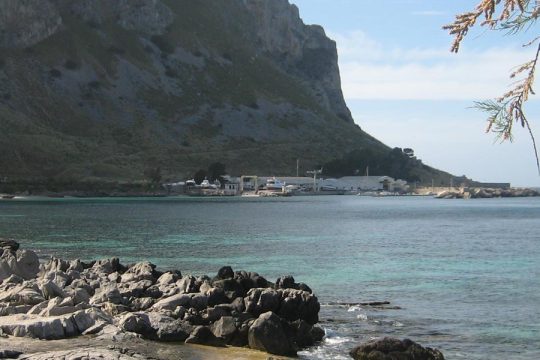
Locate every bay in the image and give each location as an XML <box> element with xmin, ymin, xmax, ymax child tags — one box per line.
<box><xmin>0</xmin><ymin>195</ymin><xmax>539</xmax><ymax>359</ymax></box>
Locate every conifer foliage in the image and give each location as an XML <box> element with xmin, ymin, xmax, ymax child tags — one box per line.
<box><xmin>445</xmin><ymin>0</ymin><xmax>540</xmax><ymax>173</ymax></box>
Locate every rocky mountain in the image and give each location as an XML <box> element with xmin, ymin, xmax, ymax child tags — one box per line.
<box><xmin>0</xmin><ymin>0</ymin><xmax>451</xmax><ymax>187</ymax></box>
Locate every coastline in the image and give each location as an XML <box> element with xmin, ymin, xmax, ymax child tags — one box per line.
<box><xmin>0</xmin><ymin>241</ymin><xmax>322</xmax><ymax>358</ymax></box>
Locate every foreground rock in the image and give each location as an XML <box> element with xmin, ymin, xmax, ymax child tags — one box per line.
<box><xmin>350</xmin><ymin>337</ymin><xmax>445</xmax><ymax>360</ymax></box>
<box><xmin>17</xmin><ymin>347</ymin><xmax>156</xmax><ymax>360</ymax></box>
<box><xmin>0</xmin><ymin>241</ymin><xmax>324</xmax><ymax>356</ymax></box>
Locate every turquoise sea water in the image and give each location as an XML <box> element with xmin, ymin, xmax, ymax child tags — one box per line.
<box><xmin>1</xmin><ymin>196</ymin><xmax>539</xmax><ymax>359</ymax></box>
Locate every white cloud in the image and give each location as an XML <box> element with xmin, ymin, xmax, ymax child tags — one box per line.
<box><xmin>331</xmin><ymin>30</ymin><xmax>535</xmax><ymax>100</ymax></box>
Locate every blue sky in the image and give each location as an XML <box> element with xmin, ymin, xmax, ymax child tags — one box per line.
<box><xmin>290</xmin><ymin>0</ymin><xmax>540</xmax><ymax>186</ymax></box>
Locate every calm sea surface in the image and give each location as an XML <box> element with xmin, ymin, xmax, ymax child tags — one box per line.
<box><xmin>1</xmin><ymin>196</ymin><xmax>539</xmax><ymax>359</ymax></box>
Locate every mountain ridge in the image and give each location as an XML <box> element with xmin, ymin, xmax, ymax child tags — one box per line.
<box><xmin>0</xmin><ymin>0</ymin><xmax>453</xmax><ymax>188</ymax></box>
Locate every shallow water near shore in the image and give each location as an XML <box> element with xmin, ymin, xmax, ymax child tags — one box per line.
<box><xmin>1</xmin><ymin>195</ymin><xmax>539</xmax><ymax>359</ymax></box>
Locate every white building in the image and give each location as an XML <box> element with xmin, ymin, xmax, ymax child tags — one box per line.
<box><xmin>321</xmin><ymin>176</ymin><xmax>408</xmax><ymax>192</ymax></box>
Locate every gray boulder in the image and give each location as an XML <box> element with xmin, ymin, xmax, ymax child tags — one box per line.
<box><xmin>176</xmin><ymin>275</ymin><xmax>199</xmax><ymax>293</ymax></box>
<box><xmin>39</xmin><ymin>280</ymin><xmax>66</xmax><ymax>300</ymax></box>
<box><xmin>248</xmin><ymin>311</ymin><xmax>296</xmax><ymax>356</ymax></box>
<box><xmin>90</xmin><ymin>258</ymin><xmax>124</xmax><ymax>275</ymax></box>
<box><xmin>152</xmin><ymin>317</ymin><xmax>193</xmax><ymax>342</ymax></box>
<box><xmin>90</xmin><ymin>284</ymin><xmax>122</xmax><ymax>305</ymax></box>
<box><xmin>0</xmin><ymin>249</ymin><xmax>40</xmax><ymax>281</ymax></box>
<box><xmin>157</xmin><ymin>271</ymin><xmax>180</xmax><ymax>286</ymax></box>
<box><xmin>291</xmin><ymin>319</ymin><xmax>325</xmax><ymax>347</ymax></box>
<box><xmin>117</xmin><ymin>312</ymin><xmax>154</xmax><ymax>338</ymax></box>
<box><xmin>0</xmin><ymin>284</ymin><xmax>45</xmax><ymax>305</ymax></box>
<box><xmin>277</xmin><ymin>288</ymin><xmax>320</xmax><ymax>325</ymax></box>
<box><xmin>151</xmin><ymin>293</ymin><xmax>191</xmax><ymax>311</ymax></box>
<box><xmin>40</xmin><ymin>257</ymin><xmax>70</xmax><ymax>274</ymax></box>
<box><xmin>185</xmin><ymin>325</ymin><xmax>227</xmax><ymax>347</ymax></box>
<box><xmin>41</xmin><ymin>270</ymin><xmax>71</xmax><ymax>289</ymax></box>
<box><xmin>120</xmin><ymin>261</ymin><xmax>156</xmax><ymax>283</ymax></box>
<box><xmin>210</xmin><ymin>316</ymin><xmax>238</xmax><ymax>344</ymax></box>
<box><xmin>0</xmin><ymin>314</ymin><xmax>74</xmax><ymax>339</ymax></box>
<box><xmin>244</xmin><ymin>288</ymin><xmax>280</xmax><ymax>316</ymax></box>
<box><xmin>350</xmin><ymin>337</ymin><xmax>445</xmax><ymax>360</ymax></box>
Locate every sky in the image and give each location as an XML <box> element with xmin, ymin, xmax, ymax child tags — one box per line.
<box><xmin>289</xmin><ymin>0</ymin><xmax>540</xmax><ymax>187</ymax></box>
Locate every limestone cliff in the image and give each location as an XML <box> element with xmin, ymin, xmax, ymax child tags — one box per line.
<box><xmin>0</xmin><ymin>0</ymin><xmax>446</xmax><ymax>185</ymax></box>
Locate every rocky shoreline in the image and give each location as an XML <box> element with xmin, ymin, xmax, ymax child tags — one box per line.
<box><xmin>0</xmin><ymin>239</ymin><xmax>323</xmax><ymax>358</ymax></box>
<box><xmin>0</xmin><ymin>239</ymin><xmax>447</xmax><ymax>359</ymax></box>
<box><xmin>435</xmin><ymin>187</ymin><xmax>539</xmax><ymax>199</ymax></box>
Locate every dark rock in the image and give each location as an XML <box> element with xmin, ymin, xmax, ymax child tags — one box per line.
<box><xmin>156</xmin><ymin>319</ymin><xmax>193</xmax><ymax>342</ymax></box>
<box><xmin>248</xmin><ymin>311</ymin><xmax>296</xmax><ymax>356</ymax></box>
<box><xmin>203</xmin><ymin>306</ymin><xmax>230</xmax><ymax>323</ymax></box>
<box><xmin>130</xmin><ymin>297</ymin><xmax>154</xmax><ymax>312</ymax></box>
<box><xmin>143</xmin><ymin>284</ymin><xmax>163</xmax><ymax>299</ymax></box>
<box><xmin>349</xmin><ymin>337</ymin><xmax>445</xmax><ymax>360</ymax></box>
<box><xmin>0</xmin><ymin>238</ymin><xmax>19</xmax><ymax>252</ymax></box>
<box><xmin>277</xmin><ymin>289</ymin><xmax>320</xmax><ymax>325</ymax></box>
<box><xmin>230</xmin><ymin>319</ymin><xmax>250</xmax><ymax>347</ymax></box>
<box><xmin>291</xmin><ymin>319</ymin><xmax>324</xmax><ymax>347</ymax></box>
<box><xmin>217</xmin><ymin>266</ymin><xmax>234</xmax><ymax>280</ymax></box>
<box><xmin>190</xmin><ymin>293</ymin><xmax>209</xmax><ymax>311</ymax></box>
<box><xmin>234</xmin><ymin>271</ymin><xmax>269</xmax><ymax>292</ymax></box>
<box><xmin>183</xmin><ymin>308</ymin><xmax>207</xmax><ymax>326</ymax></box>
<box><xmin>206</xmin><ymin>287</ymin><xmax>229</xmax><ymax>307</ymax></box>
<box><xmin>230</xmin><ymin>296</ymin><xmax>246</xmax><ymax>313</ymax></box>
<box><xmin>297</xmin><ymin>282</ymin><xmax>312</xmax><ymax>293</ymax></box>
<box><xmin>185</xmin><ymin>325</ymin><xmax>227</xmax><ymax>347</ymax></box>
<box><xmin>244</xmin><ymin>288</ymin><xmax>280</xmax><ymax>317</ymax></box>
<box><xmin>276</xmin><ymin>275</ymin><xmax>296</xmax><ymax>289</ymax></box>
<box><xmin>0</xmin><ymin>349</ymin><xmax>23</xmax><ymax>359</ymax></box>
<box><xmin>213</xmin><ymin>278</ymin><xmax>245</xmax><ymax>300</ymax></box>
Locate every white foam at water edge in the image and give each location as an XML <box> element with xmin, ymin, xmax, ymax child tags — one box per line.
<box><xmin>325</xmin><ymin>336</ymin><xmax>352</xmax><ymax>345</ymax></box>
<box><xmin>323</xmin><ymin>328</ymin><xmax>353</xmax><ymax>346</ymax></box>
<box><xmin>347</xmin><ymin>305</ymin><xmax>363</xmax><ymax>312</ymax></box>
<box><xmin>356</xmin><ymin>313</ymin><xmax>368</xmax><ymax>321</ymax></box>
<box><xmin>298</xmin><ymin>348</ymin><xmax>350</xmax><ymax>360</ymax></box>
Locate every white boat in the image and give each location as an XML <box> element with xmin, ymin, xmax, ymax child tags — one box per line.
<box><xmin>266</xmin><ymin>177</ymin><xmax>285</xmax><ymax>191</ymax></box>
<box><xmin>200</xmin><ymin>179</ymin><xmax>218</xmax><ymax>189</ymax></box>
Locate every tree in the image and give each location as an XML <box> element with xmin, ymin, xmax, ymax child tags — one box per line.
<box><xmin>444</xmin><ymin>0</ymin><xmax>540</xmax><ymax>172</ymax></box>
<box><xmin>207</xmin><ymin>162</ymin><xmax>227</xmax><ymax>183</ymax></box>
<box><xmin>193</xmin><ymin>169</ymin><xmax>207</xmax><ymax>185</ymax></box>
<box><xmin>144</xmin><ymin>166</ymin><xmax>162</xmax><ymax>186</ymax></box>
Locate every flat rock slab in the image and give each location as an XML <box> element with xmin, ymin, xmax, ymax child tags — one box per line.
<box><xmin>17</xmin><ymin>347</ymin><xmax>154</xmax><ymax>360</ymax></box>
<box><xmin>0</xmin><ymin>335</ymin><xmax>273</xmax><ymax>360</ymax></box>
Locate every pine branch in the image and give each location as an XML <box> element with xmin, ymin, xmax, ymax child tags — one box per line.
<box><xmin>445</xmin><ymin>0</ymin><xmax>540</xmax><ymax>173</ymax></box>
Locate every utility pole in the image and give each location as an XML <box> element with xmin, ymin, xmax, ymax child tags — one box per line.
<box><xmin>296</xmin><ymin>159</ymin><xmax>299</xmax><ymax>177</ymax></box>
